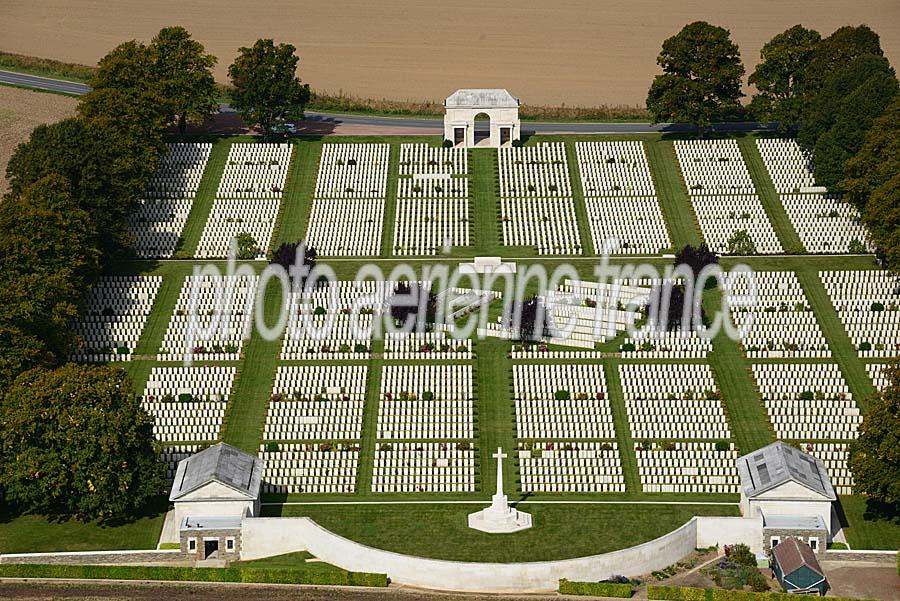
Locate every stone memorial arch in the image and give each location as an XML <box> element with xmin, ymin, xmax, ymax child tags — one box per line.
<box><xmin>444</xmin><ymin>89</ymin><xmax>521</xmax><ymax>148</ymax></box>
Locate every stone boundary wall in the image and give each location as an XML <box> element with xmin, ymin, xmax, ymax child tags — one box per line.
<box><xmin>824</xmin><ymin>549</ymin><xmax>898</xmax><ymax>563</ymax></box>
<box><xmin>0</xmin><ymin>549</ymin><xmax>182</xmax><ymax>565</ymax></box>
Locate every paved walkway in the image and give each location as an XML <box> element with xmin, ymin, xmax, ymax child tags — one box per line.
<box><xmin>822</xmin><ymin>562</ymin><xmax>900</xmax><ymax>601</ymax></box>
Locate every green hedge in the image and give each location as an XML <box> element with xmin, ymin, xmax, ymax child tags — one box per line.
<box><xmin>558</xmin><ymin>578</ymin><xmax>633</xmax><ymax>597</ymax></box>
<box><xmin>648</xmin><ymin>586</ymin><xmax>709</xmax><ymax>601</ymax></box>
<box><xmin>0</xmin><ymin>564</ymin><xmax>388</xmax><ymax>587</ymax></box>
<box><xmin>648</xmin><ymin>586</ymin><xmax>876</xmax><ymax>601</ymax></box>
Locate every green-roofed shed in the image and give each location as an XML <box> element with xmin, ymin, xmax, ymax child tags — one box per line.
<box><xmin>771</xmin><ymin>536</ymin><xmax>829</xmax><ymax>595</ymax></box>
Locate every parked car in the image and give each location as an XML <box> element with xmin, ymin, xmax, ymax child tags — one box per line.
<box><xmin>272</xmin><ymin>122</ymin><xmax>297</xmax><ymax>135</ymax></box>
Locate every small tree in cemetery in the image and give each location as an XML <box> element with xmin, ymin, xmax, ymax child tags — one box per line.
<box><xmin>727</xmin><ymin>229</ymin><xmax>756</xmax><ymax>255</ymax></box>
<box><xmin>270</xmin><ymin>241</ymin><xmax>318</xmax><ymax>285</ymax></box>
<box><xmin>652</xmin><ymin>281</ymin><xmax>707</xmax><ymax>332</ymax></box>
<box><xmin>235</xmin><ymin>232</ymin><xmax>260</xmax><ymax>259</ymax></box>
<box><xmin>389</xmin><ymin>281</ymin><xmax>438</xmax><ymax>330</ymax></box>
<box><xmin>507</xmin><ymin>295</ymin><xmax>553</xmax><ymax>343</ymax></box>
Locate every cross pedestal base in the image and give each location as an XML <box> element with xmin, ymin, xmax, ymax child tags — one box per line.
<box><xmin>467</xmin><ymin>493</ymin><xmax>533</xmax><ymax>534</ymax></box>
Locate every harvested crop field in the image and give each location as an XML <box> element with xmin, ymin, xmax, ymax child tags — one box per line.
<box><xmin>1</xmin><ymin>1</ymin><xmax>898</xmax><ymax>107</ymax></box>
<box><xmin>0</xmin><ymin>86</ymin><xmax>76</xmax><ymax>194</ymax></box>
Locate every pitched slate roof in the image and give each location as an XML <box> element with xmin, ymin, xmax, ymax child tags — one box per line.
<box><xmin>738</xmin><ymin>441</ymin><xmax>836</xmax><ymax>500</ymax></box>
<box><xmin>169</xmin><ymin>442</ymin><xmax>263</xmax><ymax>501</ymax></box>
<box><xmin>773</xmin><ymin>536</ymin><xmax>825</xmax><ymax>578</ymax></box>
<box><xmin>445</xmin><ymin>89</ymin><xmax>519</xmax><ymax>109</ymax></box>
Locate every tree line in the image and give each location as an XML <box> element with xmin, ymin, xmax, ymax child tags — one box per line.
<box><xmin>0</xmin><ymin>27</ymin><xmax>312</xmax><ymax>521</ymax></box>
<box><xmin>648</xmin><ymin>22</ymin><xmax>900</xmax><ymax>507</ymax></box>
<box><xmin>647</xmin><ymin>22</ymin><xmax>899</xmax><ymax>272</ymax></box>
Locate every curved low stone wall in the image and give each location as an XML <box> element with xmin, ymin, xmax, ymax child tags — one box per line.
<box><xmin>242</xmin><ymin>515</ymin><xmax>701</xmax><ymax>592</ymax></box>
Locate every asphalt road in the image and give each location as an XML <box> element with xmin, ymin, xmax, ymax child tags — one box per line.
<box><xmin>0</xmin><ymin>69</ymin><xmax>92</xmax><ymax>95</ymax></box>
<box><xmin>0</xmin><ymin>69</ymin><xmax>775</xmax><ymax>134</ymax></box>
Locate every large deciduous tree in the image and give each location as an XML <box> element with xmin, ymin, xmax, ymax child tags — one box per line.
<box><xmin>675</xmin><ymin>243</ymin><xmax>719</xmax><ymax>287</ymax></box>
<box><xmin>79</xmin><ymin>35</ymin><xmax>169</xmax><ymax>209</ymax></box>
<box><xmin>78</xmin><ymin>86</ymin><xmax>167</xmax><ymax>176</ymax></box>
<box><xmin>0</xmin><ymin>364</ymin><xmax>165</xmax><ymax>520</ymax></box>
<box><xmin>802</xmin><ymin>25</ymin><xmax>884</xmax><ymax>95</ymax></box>
<box><xmin>793</xmin><ymin>25</ymin><xmax>895</xmax><ymax>191</ymax></box>
<box><xmin>228</xmin><ymin>39</ymin><xmax>311</xmax><ymax>138</ymax></box>
<box><xmin>0</xmin><ymin>176</ymin><xmax>100</xmax><ymax>388</ymax></box>
<box><xmin>849</xmin><ymin>363</ymin><xmax>900</xmax><ymax>506</ymax></box>
<box><xmin>88</xmin><ymin>40</ymin><xmax>157</xmax><ymax>93</ymax></box>
<box><xmin>6</xmin><ymin>117</ymin><xmax>161</xmax><ymax>256</ymax></box>
<box><xmin>0</xmin><ymin>174</ymin><xmax>99</xmax><ymax>290</ymax></box>
<box><xmin>748</xmin><ymin>25</ymin><xmax>821</xmax><ymax>129</ymax></box>
<box><xmin>9</xmin><ymin>32</ymin><xmax>177</xmax><ymax>258</ymax></box>
<box><xmin>5</xmin><ymin>118</ymin><xmax>93</xmax><ymax>200</ymax></box>
<box><xmin>150</xmin><ymin>26</ymin><xmax>219</xmax><ymax>138</ymax></box>
<box><xmin>795</xmin><ymin>51</ymin><xmax>899</xmax><ymax>189</ymax></box>
<box><xmin>798</xmin><ymin>54</ymin><xmax>895</xmax><ymax>151</ymax></box>
<box><xmin>842</xmin><ymin>96</ymin><xmax>900</xmax><ymax>212</ymax></box>
<box><xmin>862</xmin><ymin>174</ymin><xmax>900</xmax><ymax>272</ymax></box>
<box><xmin>810</xmin><ymin>69</ymin><xmax>898</xmax><ymax>189</ymax></box>
<box><xmin>646</xmin><ymin>22</ymin><xmax>745</xmax><ymax>130</ymax></box>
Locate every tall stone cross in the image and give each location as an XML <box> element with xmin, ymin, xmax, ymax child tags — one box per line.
<box><xmin>467</xmin><ymin>445</ymin><xmax>532</xmax><ymax>532</ymax></box>
<box><xmin>492</xmin><ymin>447</ymin><xmax>508</xmax><ymax>509</ymax></box>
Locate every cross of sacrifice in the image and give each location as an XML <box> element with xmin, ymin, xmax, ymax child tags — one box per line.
<box><xmin>493</xmin><ymin>447</ymin><xmax>508</xmax><ymax>499</ymax></box>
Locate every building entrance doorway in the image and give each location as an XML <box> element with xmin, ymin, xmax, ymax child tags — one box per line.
<box><xmin>474</xmin><ymin>113</ymin><xmax>491</xmax><ymax>145</ymax></box>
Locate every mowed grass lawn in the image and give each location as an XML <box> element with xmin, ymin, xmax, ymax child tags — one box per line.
<box><xmin>0</xmin><ymin>499</ymin><xmax>167</xmax><ymax>554</ymax></box>
<box><xmin>6</xmin><ymin>133</ymin><xmax>892</xmax><ymax>557</ymax></box>
<box><xmin>232</xmin><ymin>551</ymin><xmax>359</xmax><ymax>577</ymax></box>
<box><xmin>840</xmin><ymin>496</ymin><xmax>900</xmax><ymax>550</ymax></box>
<box><xmin>266</xmin><ymin>503</ymin><xmax>739</xmax><ymax>562</ymax></box>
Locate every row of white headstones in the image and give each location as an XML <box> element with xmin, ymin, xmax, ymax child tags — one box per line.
<box><xmin>128</xmin><ymin>139</ymin><xmax>874</xmax><ymax>258</ymax></box>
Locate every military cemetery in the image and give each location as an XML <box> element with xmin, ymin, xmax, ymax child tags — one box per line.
<box><xmin>0</xmin><ymin>13</ymin><xmax>898</xmax><ymax>601</ymax></box>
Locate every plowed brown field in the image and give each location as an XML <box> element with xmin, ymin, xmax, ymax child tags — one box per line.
<box><xmin>0</xmin><ymin>1</ymin><xmax>898</xmax><ymax>107</ymax></box>
<box><xmin>0</xmin><ymin>86</ymin><xmax>76</xmax><ymax>194</ymax></box>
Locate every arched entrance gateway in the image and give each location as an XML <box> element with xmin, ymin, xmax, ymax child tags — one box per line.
<box><xmin>443</xmin><ymin>89</ymin><xmax>521</xmax><ymax>148</ymax></box>
<box><xmin>473</xmin><ymin>112</ymin><xmax>491</xmax><ymax>146</ymax></box>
